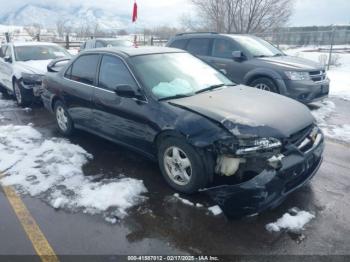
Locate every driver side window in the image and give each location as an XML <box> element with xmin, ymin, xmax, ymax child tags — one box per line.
<box><xmin>212</xmin><ymin>39</ymin><xmax>241</xmax><ymax>59</ymax></box>
<box><xmin>98</xmin><ymin>55</ymin><xmax>137</xmax><ymax>91</ymax></box>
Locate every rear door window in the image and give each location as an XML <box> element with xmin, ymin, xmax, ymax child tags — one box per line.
<box><xmin>68</xmin><ymin>54</ymin><xmax>100</xmax><ymax>85</ymax></box>
<box><xmin>170</xmin><ymin>39</ymin><xmax>188</xmax><ymax>50</ymax></box>
<box><xmin>186</xmin><ymin>38</ymin><xmax>211</xmax><ymax>56</ymax></box>
<box><xmin>98</xmin><ymin>55</ymin><xmax>136</xmax><ymax>91</ymax></box>
<box><xmin>213</xmin><ymin>39</ymin><xmax>241</xmax><ymax>59</ymax></box>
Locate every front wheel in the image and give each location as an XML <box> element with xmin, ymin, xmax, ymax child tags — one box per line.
<box><xmin>158</xmin><ymin>137</ymin><xmax>209</xmax><ymax>194</ymax></box>
<box><xmin>250</xmin><ymin>77</ymin><xmax>278</xmax><ymax>93</ymax></box>
<box><xmin>54</xmin><ymin>101</ymin><xmax>74</xmax><ymax>136</ymax></box>
<box><xmin>13</xmin><ymin>80</ymin><xmax>34</xmax><ymax>107</ymax></box>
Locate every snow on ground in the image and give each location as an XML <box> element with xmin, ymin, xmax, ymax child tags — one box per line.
<box><xmin>266</xmin><ymin>208</ymin><xmax>315</xmax><ymax>233</ymax></box>
<box><xmin>284</xmin><ymin>46</ymin><xmax>350</xmax><ymax>101</ymax></box>
<box><xmin>208</xmin><ymin>205</ymin><xmax>223</xmax><ymax>216</ymax></box>
<box><xmin>0</xmin><ymin>124</ymin><xmax>147</xmax><ymax>222</ymax></box>
<box><xmin>311</xmin><ymin>100</ymin><xmax>350</xmax><ymax>143</ymax></box>
<box><xmin>172</xmin><ymin>194</ymin><xmax>218</xmax><ymax>215</ymax></box>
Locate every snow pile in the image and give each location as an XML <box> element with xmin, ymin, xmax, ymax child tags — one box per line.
<box><xmin>266</xmin><ymin>208</ymin><xmax>315</xmax><ymax>233</ymax></box>
<box><xmin>0</xmin><ymin>124</ymin><xmax>147</xmax><ymax>220</ymax></box>
<box><xmin>208</xmin><ymin>205</ymin><xmax>223</xmax><ymax>216</ymax></box>
<box><xmin>311</xmin><ymin>100</ymin><xmax>350</xmax><ymax>143</ymax></box>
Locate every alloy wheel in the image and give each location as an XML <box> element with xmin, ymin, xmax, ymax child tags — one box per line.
<box><xmin>255</xmin><ymin>83</ymin><xmax>271</xmax><ymax>91</ymax></box>
<box><xmin>56</xmin><ymin>106</ymin><xmax>69</xmax><ymax>132</ymax></box>
<box><xmin>163</xmin><ymin>146</ymin><xmax>192</xmax><ymax>186</ymax></box>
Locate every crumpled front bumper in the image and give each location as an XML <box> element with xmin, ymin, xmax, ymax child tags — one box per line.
<box><xmin>203</xmin><ymin>134</ymin><xmax>324</xmax><ymax>219</ymax></box>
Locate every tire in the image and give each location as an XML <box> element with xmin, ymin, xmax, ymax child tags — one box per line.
<box><xmin>250</xmin><ymin>77</ymin><xmax>278</xmax><ymax>93</ymax></box>
<box><xmin>158</xmin><ymin>137</ymin><xmax>210</xmax><ymax>194</ymax></box>
<box><xmin>54</xmin><ymin>100</ymin><xmax>74</xmax><ymax>136</ymax></box>
<box><xmin>0</xmin><ymin>85</ymin><xmax>10</xmax><ymax>98</ymax></box>
<box><xmin>13</xmin><ymin>80</ymin><xmax>34</xmax><ymax>107</ymax></box>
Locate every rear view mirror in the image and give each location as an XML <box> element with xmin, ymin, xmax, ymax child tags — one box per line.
<box><xmin>114</xmin><ymin>84</ymin><xmax>144</xmax><ymax>100</ymax></box>
<box><xmin>232</xmin><ymin>51</ymin><xmax>245</xmax><ymax>61</ymax></box>
<box><xmin>4</xmin><ymin>56</ymin><xmax>12</xmax><ymax>63</ymax></box>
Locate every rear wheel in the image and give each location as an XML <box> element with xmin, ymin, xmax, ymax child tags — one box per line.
<box><xmin>13</xmin><ymin>80</ymin><xmax>33</xmax><ymax>107</ymax></box>
<box><xmin>158</xmin><ymin>137</ymin><xmax>210</xmax><ymax>194</ymax></box>
<box><xmin>250</xmin><ymin>77</ymin><xmax>278</xmax><ymax>93</ymax></box>
<box><xmin>54</xmin><ymin>101</ymin><xmax>74</xmax><ymax>136</ymax></box>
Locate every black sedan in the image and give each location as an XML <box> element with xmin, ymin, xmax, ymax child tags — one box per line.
<box><xmin>41</xmin><ymin>47</ymin><xmax>324</xmax><ymax>217</ymax></box>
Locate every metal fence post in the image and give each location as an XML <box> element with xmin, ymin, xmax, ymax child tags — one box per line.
<box><xmin>327</xmin><ymin>28</ymin><xmax>336</xmax><ymax>70</ymax></box>
<box><xmin>36</xmin><ymin>33</ymin><xmax>40</xmax><ymax>42</ymax></box>
<box><xmin>65</xmin><ymin>35</ymin><xmax>70</xmax><ymax>50</ymax></box>
<box><xmin>5</xmin><ymin>32</ymin><xmax>10</xmax><ymax>43</ymax></box>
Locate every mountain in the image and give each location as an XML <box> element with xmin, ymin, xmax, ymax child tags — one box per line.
<box><xmin>0</xmin><ymin>4</ymin><xmax>128</xmax><ymax>31</ymax></box>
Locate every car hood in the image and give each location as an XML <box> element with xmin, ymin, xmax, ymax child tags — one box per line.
<box><xmin>255</xmin><ymin>55</ymin><xmax>323</xmax><ymax>71</ymax></box>
<box><xmin>15</xmin><ymin>60</ymin><xmax>52</xmax><ymax>75</ymax></box>
<box><xmin>169</xmin><ymin>86</ymin><xmax>314</xmax><ymax>138</ymax></box>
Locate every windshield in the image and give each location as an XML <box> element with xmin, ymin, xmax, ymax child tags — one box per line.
<box><xmin>130</xmin><ymin>53</ymin><xmax>233</xmax><ymax>99</ymax></box>
<box><xmin>14</xmin><ymin>45</ymin><xmax>71</xmax><ymax>62</ymax></box>
<box><xmin>231</xmin><ymin>35</ymin><xmax>284</xmax><ymax>57</ymax></box>
<box><xmin>106</xmin><ymin>40</ymin><xmax>134</xmax><ymax>47</ymax></box>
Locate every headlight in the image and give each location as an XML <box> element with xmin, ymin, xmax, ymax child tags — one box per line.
<box><xmin>22</xmin><ymin>73</ymin><xmax>43</xmax><ymax>85</ymax></box>
<box><xmin>236</xmin><ymin>137</ymin><xmax>282</xmax><ymax>155</ymax></box>
<box><xmin>285</xmin><ymin>71</ymin><xmax>310</xmax><ymax>81</ymax></box>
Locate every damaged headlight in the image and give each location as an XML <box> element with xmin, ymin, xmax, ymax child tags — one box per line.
<box><xmin>22</xmin><ymin>73</ymin><xmax>43</xmax><ymax>86</ymax></box>
<box><xmin>236</xmin><ymin>137</ymin><xmax>282</xmax><ymax>155</ymax></box>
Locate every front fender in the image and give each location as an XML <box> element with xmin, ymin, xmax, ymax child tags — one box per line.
<box><xmin>243</xmin><ymin>68</ymin><xmax>287</xmax><ymax>94</ymax></box>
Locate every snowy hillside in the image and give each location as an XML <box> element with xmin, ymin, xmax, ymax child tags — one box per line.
<box><xmin>0</xmin><ymin>4</ymin><xmax>128</xmax><ymax>30</ymax></box>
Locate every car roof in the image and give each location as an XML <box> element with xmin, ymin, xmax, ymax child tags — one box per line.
<box><xmin>172</xmin><ymin>32</ymin><xmax>251</xmax><ymax>39</ymax></box>
<box><xmin>83</xmin><ymin>46</ymin><xmax>185</xmax><ymax>57</ymax></box>
<box><xmin>10</xmin><ymin>42</ymin><xmax>60</xmax><ymax>47</ymax></box>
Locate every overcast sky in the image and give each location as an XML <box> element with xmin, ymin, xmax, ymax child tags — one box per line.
<box><xmin>0</xmin><ymin>0</ymin><xmax>349</xmax><ymax>27</ymax></box>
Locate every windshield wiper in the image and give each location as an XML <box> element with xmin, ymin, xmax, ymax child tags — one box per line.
<box><xmin>158</xmin><ymin>94</ymin><xmax>193</xmax><ymax>101</ymax></box>
<box><xmin>273</xmin><ymin>53</ymin><xmax>285</xmax><ymax>57</ymax></box>
<box><xmin>195</xmin><ymin>84</ymin><xmax>235</xmax><ymax>94</ymax></box>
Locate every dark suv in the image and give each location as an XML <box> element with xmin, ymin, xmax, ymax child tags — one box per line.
<box><xmin>167</xmin><ymin>33</ymin><xmax>329</xmax><ymax>104</ymax></box>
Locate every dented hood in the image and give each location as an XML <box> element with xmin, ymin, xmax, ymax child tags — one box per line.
<box><xmin>169</xmin><ymin>86</ymin><xmax>314</xmax><ymax>137</ymax></box>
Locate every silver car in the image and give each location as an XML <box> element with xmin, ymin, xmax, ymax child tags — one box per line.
<box><xmin>0</xmin><ymin>42</ymin><xmax>71</xmax><ymax>106</ymax></box>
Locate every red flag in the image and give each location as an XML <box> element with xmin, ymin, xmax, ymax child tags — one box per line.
<box><xmin>132</xmin><ymin>1</ymin><xmax>138</xmax><ymax>23</ymax></box>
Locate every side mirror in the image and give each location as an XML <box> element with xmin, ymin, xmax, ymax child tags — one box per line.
<box><xmin>4</xmin><ymin>56</ymin><xmax>12</xmax><ymax>63</ymax></box>
<box><xmin>114</xmin><ymin>84</ymin><xmax>143</xmax><ymax>100</ymax></box>
<box><xmin>232</xmin><ymin>51</ymin><xmax>245</xmax><ymax>61</ymax></box>
<box><xmin>47</xmin><ymin>57</ymin><xmax>71</xmax><ymax>72</ymax></box>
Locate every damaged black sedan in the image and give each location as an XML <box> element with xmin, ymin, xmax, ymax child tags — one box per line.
<box><xmin>41</xmin><ymin>47</ymin><xmax>324</xmax><ymax>217</ymax></box>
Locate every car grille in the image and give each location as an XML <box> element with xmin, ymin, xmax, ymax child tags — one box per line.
<box><xmin>309</xmin><ymin>70</ymin><xmax>327</xmax><ymax>82</ymax></box>
<box><xmin>283</xmin><ymin>124</ymin><xmax>315</xmax><ymax>153</ymax></box>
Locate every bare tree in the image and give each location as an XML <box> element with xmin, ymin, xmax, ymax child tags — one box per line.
<box><xmin>189</xmin><ymin>0</ymin><xmax>294</xmax><ymax>33</ymax></box>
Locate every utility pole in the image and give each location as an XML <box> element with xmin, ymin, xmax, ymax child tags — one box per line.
<box><xmin>327</xmin><ymin>27</ymin><xmax>336</xmax><ymax>70</ymax></box>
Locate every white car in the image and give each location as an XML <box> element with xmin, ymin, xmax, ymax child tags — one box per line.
<box><xmin>0</xmin><ymin>42</ymin><xmax>71</xmax><ymax>106</ymax></box>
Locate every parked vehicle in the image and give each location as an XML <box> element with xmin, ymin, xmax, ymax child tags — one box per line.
<box><xmin>167</xmin><ymin>33</ymin><xmax>330</xmax><ymax>104</ymax></box>
<box><xmin>41</xmin><ymin>47</ymin><xmax>324</xmax><ymax>217</ymax></box>
<box><xmin>0</xmin><ymin>42</ymin><xmax>71</xmax><ymax>106</ymax></box>
<box><xmin>80</xmin><ymin>38</ymin><xmax>134</xmax><ymax>51</ymax></box>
